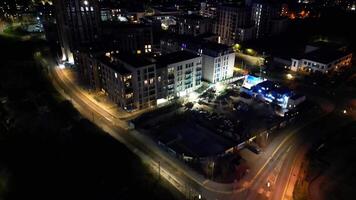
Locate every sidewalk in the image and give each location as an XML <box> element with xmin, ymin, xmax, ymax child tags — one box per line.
<box><xmin>61</xmin><ymin>69</ymin><xmax>150</xmax><ymax>120</ymax></box>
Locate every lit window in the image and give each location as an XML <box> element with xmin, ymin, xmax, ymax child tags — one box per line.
<box><xmin>126</xmin><ymin>93</ymin><xmax>133</xmax><ymax>98</ymax></box>
<box><xmin>115</xmin><ymin>73</ymin><xmax>118</xmax><ymax>78</ymax></box>
<box><xmin>137</xmin><ymin>50</ymin><xmax>141</xmax><ymax>54</ymax></box>
<box><xmin>144</xmin><ymin>80</ymin><xmax>148</xmax><ymax>85</ymax></box>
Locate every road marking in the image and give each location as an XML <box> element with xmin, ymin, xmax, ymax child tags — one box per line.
<box><xmin>249</xmin><ymin>132</ymin><xmax>294</xmax><ymax>185</ymax></box>
<box><xmin>280</xmin><ymin>150</ymin><xmax>303</xmax><ymax>200</ymax></box>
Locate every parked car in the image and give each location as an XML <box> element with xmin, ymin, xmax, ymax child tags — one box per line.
<box><xmin>246</xmin><ymin>144</ymin><xmax>262</xmax><ymax>154</ymax></box>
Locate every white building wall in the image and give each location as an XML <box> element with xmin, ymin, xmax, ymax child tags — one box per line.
<box><xmin>202</xmin><ymin>52</ymin><xmax>235</xmax><ymax>83</ymax></box>
<box><xmin>202</xmin><ymin>55</ymin><xmax>215</xmax><ymax>83</ymax></box>
<box><xmin>167</xmin><ymin>57</ymin><xmax>202</xmax><ymax>97</ymax></box>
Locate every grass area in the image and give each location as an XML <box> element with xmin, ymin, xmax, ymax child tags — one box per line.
<box><xmin>0</xmin><ymin>36</ymin><xmax>182</xmax><ymax>200</ymax></box>
<box><xmin>0</xmin><ymin>23</ymin><xmax>40</xmax><ymax>41</ymax></box>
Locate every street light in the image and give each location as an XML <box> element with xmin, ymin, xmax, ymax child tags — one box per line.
<box><xmin>286</xmin><ymin>73</ymin><xmax>294</xmax><ymax>80</ymax></box>
<box><xmin>246</xmin><ymin>48</ymin><xmax>254</xmax><ymax>55</ymax></box>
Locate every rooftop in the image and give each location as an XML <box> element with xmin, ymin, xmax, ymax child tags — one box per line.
<box><xmin>254</xmin><ymin>80</ymin><xmax>278</xmax><ymax>91</ymax></box>
<box><xmin>156</xmin><ymin>51</ymin><xmax>200</xmax><ymax>66</ymax></box>
<box><xmin>304</xmin><ymin>48</ymin><xmax>351</xmax><ymax>64</ymax></box>
<box><xmin>202</xmin><ymin>41</ymin><xmax>231</xmax><ymax>52</ymax></box>
<box><xmin>116</xmin><ymin>53</ymin><xmax>155</xmax><ymax>68</ymax></box>
<box><xmin>98</xmin><ymin>55</ymin><xmax>131</xmax><ymax>75</ymax></box>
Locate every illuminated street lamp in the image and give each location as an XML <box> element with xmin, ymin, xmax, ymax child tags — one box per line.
<box><xmin>233</xmin><ymin>43</ymin><xmax>241</xmax><ymax>52</ymax></box>
<box><xmin>286</xmin><ymin>73</ymin><xmax>294</xmax><ymax>80</ymax></box>
<box><xmin>246</xmin><ymin>48</ymin><xmax>254</xmax><ymax>55</ymax></box>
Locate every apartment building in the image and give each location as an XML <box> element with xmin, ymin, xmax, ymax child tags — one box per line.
<box><xmin>160</xmin><ymin>34</ymin><xmax>235</xmax><ymax>83</ymax></box>
<box><xmin>215</xmin><ymin>4</ymin><xmax>252</xmax><ymax>45</ymax></box>
<box><xmin>201</xmin><ymin>43</ymin><xmax>235</xmax><ymax>83</ymax></box>
<box><xmin>55</xmin><ymin>0</ymin><xmax>101</xmax><ymax>62</ymax></box>
<box><xmin>77</xmin><ymin>50</ymin><xmax>204</xmax><ymax>111</ymax></box>
<box><xmin>156</xmin><ymin>51</ymin><xmax>202</xmax><ymax>99</ymax></box>
<box><xmin>177</xmin><ymin>14</ymin><xmax>213</xmax><ymax>36</ymax></box>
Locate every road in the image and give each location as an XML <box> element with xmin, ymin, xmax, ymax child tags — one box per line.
<box><xmin>35</xmin><ymin>51</ymin><xmax>332</xmax><ymax>200</ymax></box>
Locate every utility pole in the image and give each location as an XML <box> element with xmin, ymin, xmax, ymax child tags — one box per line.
<box><xmin>211</xmin><ymin>161</ymin><xmax>215</xmax><ymax>181</ymax></box>
<box><xmin>158</xmin><ymin>161</ymin><xmax>161</xmax><ymax>181</ymax></box>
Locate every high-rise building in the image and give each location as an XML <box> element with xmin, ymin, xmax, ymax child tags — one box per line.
<box><xmin>215</xmin><ymin>4</ymin><xmax>252</xmax><ymax>45</ymax></box>
<box><xmin>101</xmin><ymin>23</ymin><xmax>153</xmax><ymax>54</ymax></box>
<box><xmin>200</xmin><ymin>2</ymin><xmax>217</xmax><ymax>18</ymax></box>
<box><xmin>177</xmin><ymin>14</ymin><xmax>213</xmax><ymax>36</ymax></box>
<box><xmin>251</xmin><ymin>1</ymin><xmax>280</xmax><ymax>39</ymax></box>
<box><xmin>55</xmin><ymin>0</ymin><xmax>101</xmax><ymax>63</ymax></box>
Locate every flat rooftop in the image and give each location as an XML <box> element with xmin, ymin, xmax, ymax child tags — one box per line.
<box><xmin>304</xmin><ymin>49</ymin><xmax>351</xmax><ymax>64</ymax></box>
<box><xmin>98</xmin><ymin>55</ymin><xmax>131</xmax><ymax>75</ymax></box>
<box><xmin>202</xmin><ymin>41</ymin><xmax>231</xmax><ymax>52</ymax></box>
<box><xmin>159</xmin><ymin>120</ymin><xmax>235</xmax><ymax>158</ymax></box>
<box><xmin>116</xmin><ymin>54</ymin><xmax>154</xmax><ymax>68</ymax></box>
<box><xmin>156</xmin><ymin>51</ymin><xmax>200</xmax><ymax>66</ymax></box>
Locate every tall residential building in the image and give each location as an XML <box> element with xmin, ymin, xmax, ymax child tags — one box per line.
<box><xmin>215</xmin><ymin>4</ymin><xmax>252</xmax><ymax>45</ymax></box>
<box><xmin>102</xmin><ymin>23</ymin><xmax>153</xmax><ymax>54</ymax></box>
<box><xmin>200</xmin><ymin>2</ymin><xmax>217</xmax><ymax>18</ymax></box>
<box><xmin>177</xmin><ymin>15</ymin><xmax>213</xmax><ymax>36</ymax></box>
<box><xmin>251</xmin><ymin>1</ymin><xmax>280</xmax><ymax>39</ymax></box>
<box><xmin>55</xmin><ymin>0</ymin><xmax>101</xmax><ymax>62</ymax></box>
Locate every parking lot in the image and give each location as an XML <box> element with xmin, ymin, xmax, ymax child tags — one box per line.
<box><xmin>132</xmin><ymin>81</ymin><xmax>294</xmax><ymax>182</ymax></box>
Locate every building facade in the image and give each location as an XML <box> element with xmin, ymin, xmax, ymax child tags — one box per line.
<box><xmin>55</xmin><ymin>0</ymin><xmax>101</xmax><ymax>62</ymax></box>
<box><xmin>291</xmin><ymin>49</ymin><xmax>352</xmax><ymax>73</ymax></box>
<box><xmin>201</xmin><ymin>44</ymin><xmax>235</xmax><ymax>83</ymax></box>
<box><xmin>77</xmin><ymin>50</ymin><xmax>204</xmax><ymax>111</ymax></box>
<box><xmin>160</xmin><ymin>34</ymin><xmax>236</xmax><ymax>83</ymax></box>
<box><xmin>251</xmin><ymin>2</ymin><xmax>280</xmax><ymax>39</ymax></box>
<box><xmin>102</xmin><ymin>23</ymin><xmax>153</xmax><ymax>55</ymax></box>
<box><xmin>156</xmin><ymin>51</ymin><xmax>202</xmax><ymax>99</ymax></box>
<box><xmin>177</xmin><ymin>15</ymin><xmax>212</xmax><ymax>36</ymax></box>
<box><xmin>215</xmin><ymin>4</ymin><xmax>252</xmax><ymax>45</ymax></box>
